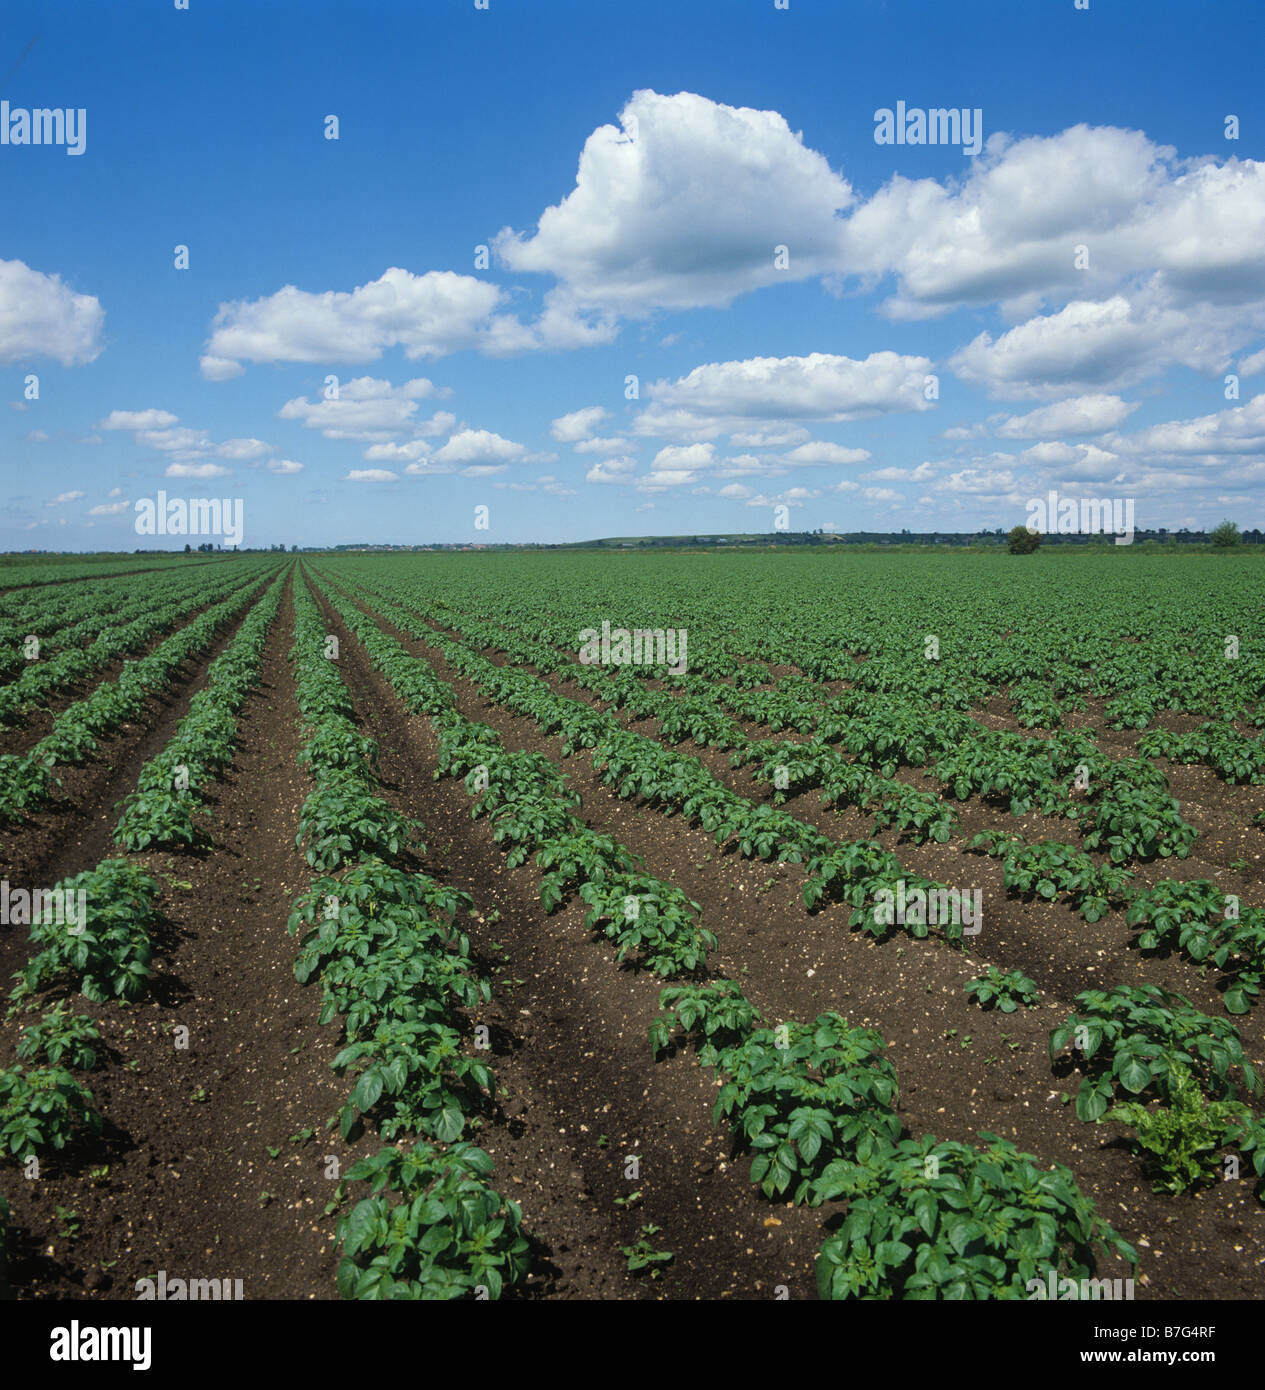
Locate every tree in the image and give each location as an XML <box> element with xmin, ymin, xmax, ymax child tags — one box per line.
<box><xmin>1210</xmin><ymin>519</ymin><xmax>1242</xmax><ymax>548</ymax></box>
<box><xmin>1008</xmin><ymin>524</ymin><xmax>1041</xmax><ymax>555</ymax></box>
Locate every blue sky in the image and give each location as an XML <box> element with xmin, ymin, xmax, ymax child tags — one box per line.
<box><xmin>4</xmin><ymin>0</ymin><xmax>1265</xmax><ymax>548</ymax></box>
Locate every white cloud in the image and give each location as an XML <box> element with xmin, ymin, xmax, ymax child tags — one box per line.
<box><xmin>495</xmin><ymin>89</ymin><xmax>853</xmax><ymax>317</ymax></box>
<box><xmin>216</xmin><ymin>438</ymin><xmax>273</xmax><ymax>460</ymax></box>
<box><xmin>948</xmin><ymin>295</ymin><xmax>1238</xmax><ymax>397</ymax></box>
<box><xmin>649</xmin><ymin>442</ymin><xmax>717</xmax><ymax>471</ymax></box>
<box><xmin>198</xmin><ymin>355</ymin><xmax>245</xmax><ymax>381</ymax></box>
<box><xmin>0</xmin><ymin>258</ymin><xmax>104</xmax><ymax>365</ymax></box>
<box><xmin>637</xmin><ymin>469</ymin><xmax>699</xmax><ymax>492</ymax></box>
<box><xmin>45</xmin><ymin>490</ymin><xmax>83</xmax><ymax>506</ymax></box>
<box><xmin>728</xmin><ymin>425</ymin><xmax>811</xmax><ymax>448</ymax></box>
<box><xmin>416</xmin><ymin>410</ymin><xmax>457</xmax><ymax>436</ymax></box>
<box><xmin>1018</xmin><ymin>441</ymin><xmax>1121</xmax><ymax>481</ymax></box>
<box><xmin>551</xmin><ymin>406</ymin><xmax>609</xmax><ymax>441</ymax></box>
<box><xmin>993</xmin><ymin>394</ymin><xmax>1140</xmax><ymax>438</ymax></box>
<box><xmin>88</xmin><ymin>500</ymin><xmax>129</xmax><ymax>515</ymax></box>
<box><xmin>636</xmin><ymin>351</ymin><xmax>934</xmax><ymax>439</ymax></box>
<box><xmin>862</xmin><ymin>462</ymin><xmax>936</xmax><ymax>482</ymax></box>
<box><xmin>431</xmin><ymin>428</ymin><xmax>550</xmax><ymax>468</ymax></box>
<box><xmin>97</xmin><ymin>409</ymin><xmax>179</xmax><ymax>431</ymax></box>
<box><xmin>139</xmin><ymin>427</ymin><xmax>210</xmax><ymax>452</ymax></box>
<box><xmin>364</xmin><ymin>440</ymin><xmax>432</xmax><ymax>463</ymax></box>
<box><xmin>937</xmin><ymin>466</ymin><xmax>1019</xmax><ymax>496</ymax></box>
<box><xmin>1239</xmin><ymin>347</ymin><xmax>1265</xmax><ymax>377</ymax></box>
<box><xmin>1105</xmin><ymin>392</ymin><xmax>1265</xmax><ymax>457</ymax></box>
<box><xmin>278</xmin><ymin>376</ymin><xmax>450</xmax><ymax>442</ymax></box>
<box><xmin>840</xmin><ymin>125</ymin><xmax>1171</xmax><ymax>316</ymax></box>
<box><xmin>202</xmin><ymin>268</ymin><xmax>515</xmax><ymax>374</ymax></box>
<box><xmin>266</xmin><ymin>458</ymin><xmax>304</xmax><ymax>474</ymax></box>
<box><xmin>573</xmin><ymin>435</ymin><xmax>633</xmax><ymax>455</ymax></box>
<box><xmin>839</xmin><ymin>125</ymin><xmax>1265</xmax><ymax>325</ymax></box>
<box><xmin>781</xmin><ymin>441</ymin><xmax>871</xmax><ymax>466</ymax></box>
<box><xmin>586</xmin><ymin>455</ymin><xmax>638</xmax><ymax>485</ymax></box>
<box><xmin>165</xmin><ymin>462</ymin><xmax>231</xmax><ymax>479</ymax></box>
<box><xmin>344</xmin><ymin>468</ymin><xmax>399</xmax><ymax>482</ymax></box>
<box><xmin>744</xmin><ymin>487</ymin><xmax>820</xmax><ymax>508</ymax></box>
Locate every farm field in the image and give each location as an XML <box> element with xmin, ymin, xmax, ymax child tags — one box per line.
<box><xmin>1</xmin><ymin>546</ymin><xmax>1264</xmax><ymax>1301</ymax></box>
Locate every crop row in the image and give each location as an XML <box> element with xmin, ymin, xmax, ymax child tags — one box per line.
<box><xmin>310</xmin><ymin>570</ymin><xmax>992</xmax><ymax>948</ymax></box>
<box><xmin>0</xmin><ymin>560</ymin><xmax>275</xmax><ymax>721</ymax></box>
<box><xmin>0</xmin><ymin>567</ymin><xmax>211</xmax><ymax>681</ymax></box>
<box><xmin>1</xmin><ymin>571</ymin><xmax>287</xmax><ymax>1248</ymax></box>
<box><xmin>1</xmin><ymin>578</ymin><xmax>292</xmax><ymax>1213</ymax></box>
<box><xmin>353</xmin><ymin>578</ymin><xmax>1203</xmax><ymax>869</ymax></box>
<box><xmin>112</xmin><ymin>572</ymin><xmax>286</xmax><ymax>851</ymax></box>
<box><xmin>287</xmin><ymin>572</ymin><xmax>528</xmax><ymax>1299</ymax></box>
<box><xmin>0</xmin><ymin>571</ymin><xmax>276</xmax><ymax>823</ymax></box>
<box><xmin>314</xmin><ymin>571</ymin><xmax>1162</xmax><ymax>1298</ymax></box>
<box><xmin>327</xmin><ymin>573</ymin><xmax>1265</xmax><ymax>1018</ymax></box>
<box><xmin>652</xmin><ymin>980</ymin><xmax>1140</xmax><ymax>1298</ymax></box>
<box><xmin>309</xmin><ymin>570</ymin><xmax>717</xmax><ymax>973</ymax></box>
<box><xmin>320</xmin><ymin>552</ymin><xmax>1265</xmax><ymax>728</ymax></box>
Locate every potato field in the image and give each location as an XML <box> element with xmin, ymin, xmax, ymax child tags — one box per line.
<box><xmin>2</xmin><ymin>547</ymin><xmax>1264</xmax><ymax>1302</ymax></box>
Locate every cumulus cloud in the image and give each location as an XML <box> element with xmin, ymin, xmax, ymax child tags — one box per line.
<box><xmin>937</xmin><ymin>465</ymin><xmax>1020</xmax><ymax>496</ymax></box>
<box><xmin>344</xmin><ymin>468</ymin><xmax>398</xmax><ymax>482</ymax></box>
<box><xmin>199</xmin><ymin>355</ymin><xmax>245</xmax><ymax>381</ymax></box>
<box><xmin>744</xmin><ymin>486</ymin><xmax>821</xmax><ymax>508</ymax></box>
<box><xmin>495</xmin><ymin>89</ymin><xmax>853</xmax><ymax>316</ymax></box>
<box><xmin>636</xmin><ymin>351</ymin><xmax>934</xmax><ymax>439</ymax></box>
<box><xmin>573</xmin><ymin>434</ymin><xmax>633</xmax><ymax>455</ymax></box>
<box><xmin>840</xmin><ymin>125</ymin><xmax>1265</xmax><ymax>321</ymax></box>
<box><xmin>88</xmin><ymin>500</ymin><xmax>130</xmax><ymax>516</ymax></box>
<box><xmin>1105</xmin><ymin>392</ymin><xmax>1265</xmax><ymax>458</ymax></box>
<box><xmin>551</xmin><ymin>406</ymin><xmax>609</xmax><ymax>442</ymax></box>
<box><xmin>45</xmin><ymin>490</ymin><xmax>84</xmax><ymax>506</ymax></box>
<box><xmin>216</xmin><ymin>437</ymin><xmax>273</xmax><ymax>460</ymax></box>
<box><xmin>948</xmin><ymin>295</ymin><xmax>1238</xmax><ymax>397</ymax></box>
<box><xmin>862</xmin><ymin>462</ymin><xmax>936</xmax><ymax>483</ymax></box>
<box><xmin>431</xmin><ymin>428</ymin><xmax>551</xmax><ymax>468</ymax></box>
<box><xmin>278</xmin><ymin>376</ymin><xmax>450</xmax><ymax>442</ymax></box>
<box><xmin>781</xmin><ymin>441</ymin><xmax>871</xmax><ymax>466</ymax></box>
<box><xmin>0</xmin><ymin>258</ymin><xmax>104</xmax><ymax>365</ymax></box>
<box><xmin>993</xmin><ymin>394</ymin><xmax>1140</xmax><ymax>438</ymax></box>
<box><xmin>97</xmin><ymin>409</ymin><xmax>179</xmax><ymax>431</ymax></box>
<box><xmin>363</xmin><ymin>440</ymin><xmax>432</xmax><ymax>463</ymax></box>
<box><xmin>649</xmin><ymin>442</ymin><xmax>717</xmax><ymax>472</ymax></box>
<box><xmin>839</xmin><ymin>125</ymin><xmax>1174</xmax><ymax>316</ymax></box>
<box><xmin>266</xmin><ymin>458</ymin><xmax>304</xmax><ymax>474</ymax></box>
<box><xmin>1017</xmin><ymin>441</ymin><xmax>1122</xmax><ymax>482</ymax></box>
<box><xmin>728</xmin><ymin>425</ymin><xmax>811</xmax><ymax>449</ymax></box>
<box><xmin>165</xmin><ymin>462</ymin><xmax>231</xmax><ymax>479</ymax></box>
<box><xmin>586</xmin><ymin>455</ymin><xmax>638</xmax><ymax>485</ymax></box>
<box><xmin>202</xmin><ymin>268</ymin><xmax>514</xmax><ymax>375</ymax></box>
<box><xmin>139</xmin><ymin>427</ymin><xmax>211</xmax><ymax>452</ymax></box>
